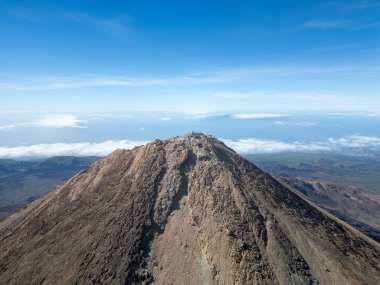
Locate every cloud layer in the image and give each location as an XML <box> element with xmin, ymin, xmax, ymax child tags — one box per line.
<box><xmin>28</xmin><ymin>115</ymin><xmax>86</xmax><ymax>128</ymax></box>
<box><xmin>1</xmin><ymin>135</ymin><xmax>380</xmax><ymax>158</ymax></box>
<box><xmin>0</xmin><ymin>140</ymin><xmax>147</xmax><ymax>158</ymax></box>
<box><xmin>0</xmin><ymin>65</ymin><xmax>376</xmax><ymax>91</ymax></box>
<box><xmin>0</xmin><ymin>115</ymin><xmax>87</xmax><ymax>130</ymax></box>
<box><xmin>0</xmin><ymin>124</ymin><xmax>16</xmax><ymax>130</ymax></box>
<box><xmin>223</xmin><ymin>135</ymin><xmax>380</xmax><ymax>154</ymax></box>
<box><xmin>64</xmin><ymin>12</ymin><xmax>128</xmax><ymax>39</ymax></box>
<box><xmin>189</xmin><ymin>113</ymin><xmax>290</xmax><ymax>120</ymax></box>
<box><xmin>231</xmin><ymin>113</ymin><xmax>290</xmax><ymax>119</ymax></box>
<box><xmin>222</xmin><ymin>138</ymin><xmax>330</xmax><ymax>154</ymax></box>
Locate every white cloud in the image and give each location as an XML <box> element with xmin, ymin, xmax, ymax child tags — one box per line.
<box><xmin>274</xmin><ymin>121</ymin><xmax>285</xmax><ymax>125</ymax></box>
<box><xmin>189</xmin><ymin>113</ymin><xmax>292</xmax><ymax>120</ymax></box>
<box><xmin>191</xmin><ymin>114</ymin><xmax>210</xmax><ymax>120</ymax></box>
<box><xmin>0</xmin><ymin>65</ymin><xmax>376</xmax><ymax>91</ymax></box>
<box><xmin>0</xmin><ymin>115</ymin><xmax>86</xmax><ymax>130</ymax></box>
<box><xmin>64</xmin><ymin>12</ymin><xmax>129</xmax><ymax>39</ymax></box>
<box><xmin>0</xmin><ymin>124</ymin><xmax>16</xmax><ymax>130</ymax></box>
<box><xmin>222</xmin><ymin>138</ymin><xmax>330</xmax><ymax>154</ymax></box>
<box><xmin>160</xmin><ymin>117</ymin><xmax>172</xmax><ymax>121</ymax></box>
<box><xmin>27</xmin><ymin>115</ymin><xmax>86</xmax><ymax>128</ymax></box>
<box><xmin>303</xmin><ymin>19</ymin><xmax>380</xmax><ymax>31</ymax></box>
<box><xmin>0</xmin><ymin>140</ymin><xmax>147</xmax><ymax>158</ymax></box>
<box><xmin>209</xmin><ymin>91</ymin><xmax>271</xmax><ymax>98</ymax></box>
<box><xmin>294</xmin><ymin>122</ymin><xmax>317</xmax><ymax>127</ymax></box>
<box><xmin>304</xmin><ymin>20</ymin><xmax>349</xmax><ymax>29</ymax></box>
<box><xmin>326</xmin><ymin>135</ymin><xmax>380</xmax><ymax>149</ymax></box>
<box><xmin>210</xmin><ymin>90</ymin><xmax>339</xmax><ymax>100</ymax></box>
<box><xmin>326</xmin><ymin>112</ymin><xmax>380</xmax><ymax>117</ymax></box>
<box><xmin>189</xmin><ymin>113</ymin><xmax>227</xmax><ymax>120</ymax></box>
<box><xmin>0</xmin><ymin>74</ymin><xmax>218</xmax><ymax>91</ymax></box>
<box><xmin>221</xmin><ymin>135</ymin><xmax>380</xmax><ymax>154</ymax></box>
<box><xmin>231</xmin><ymin>113</ymin><xmax>290</xmax><ymax>119</ymax></box>
<box><xmin>92</xmin><ymin>114</ymin><xmax>137</xmax><ymax>119</ymax></box>
<box><xmin>1</xmin><ymin>135</ymin><xmax>379</xmax><ymax>158</ymax></box>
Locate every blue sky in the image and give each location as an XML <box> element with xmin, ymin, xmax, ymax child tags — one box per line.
<box><xmin>0</xmin><ymin>1</ymin><xmax>380</xmax><ymax>158</ymax></box>
<box><xmin>0</xmin><ymin>0</ymin><xmax>379</xmax><ymax>113</ymax></box>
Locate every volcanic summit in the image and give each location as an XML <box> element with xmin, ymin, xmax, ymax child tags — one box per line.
<box><xmin>0</xmin><ymin>133</ymin><xmax>379</xmax><ymax>285</ymax></box>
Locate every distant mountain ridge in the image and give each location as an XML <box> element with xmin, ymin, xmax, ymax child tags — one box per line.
<box><xmin>0</xmin><ymin>156</ymin><xmax>99</xmax><ymax>219</ymax></box>
<box><xmin>36</xmin><ymin>156</ymin><xmax>100</xmax><ymax>168</ymax></box>
<box><xmin>0</xmin><ymin>133</ymin><xmax>379</xmax><ymax>285</ymax></box>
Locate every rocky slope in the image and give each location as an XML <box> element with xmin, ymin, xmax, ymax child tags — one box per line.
<box><xmin>0</xmin><ymin>133</ymin><xmax>379</xmax><ymax>285</ymax></box>
<box><xmin>278</xmin><ymin>177</ymin><xmax>380</xmax><ymax>242</ymax></box>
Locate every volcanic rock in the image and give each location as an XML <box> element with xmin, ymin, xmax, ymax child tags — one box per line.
<box><xmin>0</xmin><ymin>133</ymin><xmax>379</xmax><ymax>285</ymax></box>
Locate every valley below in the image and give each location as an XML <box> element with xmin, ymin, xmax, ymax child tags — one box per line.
<box><xmin>0</xmin><ymin>156</ymin><xmax>99</xmax><ymax>219</ymax></box>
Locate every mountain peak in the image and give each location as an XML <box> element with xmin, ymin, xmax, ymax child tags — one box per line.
<box><xmin>155</xmin><ymin>132</ymin><xmax>222</xmax><ymax>151</ymax></box>
<box><xmin>1</xmin><ymin>134</ymin><xmax>379</xmax><ymax>285</ymax></box>
<box><xmin>183</xmin><ymin>131</ymin><xmax>215</xmax><ymax>140</ymax></box>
